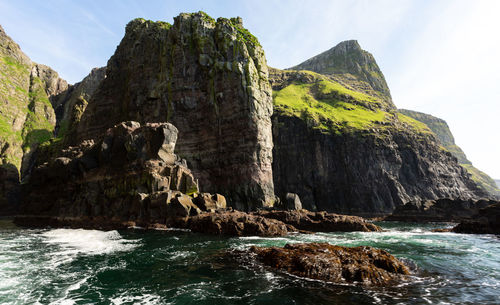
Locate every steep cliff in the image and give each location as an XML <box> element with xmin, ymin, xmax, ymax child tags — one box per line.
<box><xmin>0</xmin><ymin>25</ymin><xmax>67</xmax><ymax>214</ymax></box>
<box><xmin>63</xmin><ymin>13</ymin><xmax>274</xmax><ymax>210</ymax></box>
<box><xmin>271</xmin><ymin>58</ymin><xmax>486</xmax><ymax>215</ymax></box>
<box><xmin>399</xmin><ymin>109</ymin><xmax>500</xmax><ymax>198</ymax></box>
<box><xmin>290</xmin><ymin>40</ymin><xmax>393</xmax><ymax>106</ymax></box>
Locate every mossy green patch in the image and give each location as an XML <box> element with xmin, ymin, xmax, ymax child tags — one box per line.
<box><xmin>273</xmin><ymin>75</ymin><xmax>431</xmax><ymax>135</ymax></box>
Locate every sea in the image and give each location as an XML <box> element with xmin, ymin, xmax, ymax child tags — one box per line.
<box><xmin>0</xmin><ymin>220</ymin><xmax>498</xmax><ymax>305</ymax></box>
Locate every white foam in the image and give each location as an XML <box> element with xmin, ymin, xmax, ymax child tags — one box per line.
<box><xmin>41</xmin><ymin>229</ymin><xmax>138</xmax><ymax>255</ymax></box>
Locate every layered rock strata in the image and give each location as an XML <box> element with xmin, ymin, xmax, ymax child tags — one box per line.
<box><xmin>399</xmin><ymin>109</ymin><xmax>500</xmax><ymax>198</ymax></box>
<box><xmin>248</xmin><ymin>243</ymin><xmax>409</xmax><ymax>285</ymax></box>
<box><xmin>66</xmin><ymin>13</ymin><xmax>274</xmax><ymax>210</ymax></box>
<box><xmin>270</xmin><ymin>62</ymin><xmax>486</xmax><ymax>216</ymax></box>
<box><xmin>16</xmin><ymin>121</ymin><xmax>200</xmax><ymax>227</ymax></box>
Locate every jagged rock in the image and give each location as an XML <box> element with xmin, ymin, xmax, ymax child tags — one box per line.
<box><xmin>193</xmin><ymin>192</ymin><xmax>227</xmax><ymax>211</ymax></box>
<box><xmin>0</xmin><ymin>25</ymin><xmax>67</xmax><ymax>188</ymax></box>
<box><xmin>385</xmin><ymin>198</ymin><xmax>493</xmax><ymax>222</ymax></box>
<box><xmin>15</xmin><ymin>121</ymin><xmax>199</xmax><ymax>227</ymax></box>
<box><xmin>284</xmin><ymin>193</ymin><xmax>302</xmax><ymax>210</ymax></box>
<box><xmin>183</xmin><ymin>210</ymin><xmax>290</xmax><ymax>236</ymax></box>
<box><xmin>270</xmin><ymin>66</ymin><xmax>487</xmax><ymax>216</ymax></box>
<box><xmin>67</xmin><ymin>13</ymin><xmax>275</xmax><ymax>210</ymax></box>
<box><xmin>254</xmin><ymin>210</ymin><xmax>381</xmax><ymax>232</ymax></box>
<box><xmin>168</xmin><ymin>193</ymin><xmax>202</xmax><ymax>218</ymax></box>
<box><xmin>52</xmin><ymin>67</ymin><xmax>106</xmax><ymax>141</ymax></box>
<box><xmin>290</xmin><ymin>40</ymin><xmax>393</xmax><ymax>105</ymax></box>
<box><xmin>248</xmin><ymin>243</ymin><xmax>409</xmax><ymax>285</ymax></box>
<box><xmin>452</xmin><ymin>203</ymin><xmax>500</xmax><ymax>234</ymax></box>
<box><xmin>399</xmin><ymin>109</ymin><xmax>500</xmax><ymax>198</ymax></box>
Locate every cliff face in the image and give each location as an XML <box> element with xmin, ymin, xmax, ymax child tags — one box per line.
<box><xmin>399</xmin><ymin>109</ymin><xmax>500</xmax><ymax>198</ymax></box>
<box><xmin>0</xmin><ymin>25</ymin><xmax>67</xmax><ymax>214</ymax></box>
<box><xmin>68</xmin><ymin>13</ymin><xmax>274</xmax><ymax>209</ymax></box>
<box><xmin>271</xmin><ymin>62</ymin><xmax>486</xmax><ymax>215</ymax></box>
<box><xmin>290</xmin><ymin>40</ymin><xmax>393</xmax><ymax>107</ymax></box>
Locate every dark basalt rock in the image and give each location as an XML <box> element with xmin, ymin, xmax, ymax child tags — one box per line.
<box><xmin>69</xmin><ymin>13</ymin><xmax>275</xmax><ymax>210</ymax></box>
<box><xmin>254</xmin><ymin>210</ymin><xmax>381</xmax><ymax>232</ymax></box>
<box><xmin>15</xmin><ymin>121</ymin><xmax>199</xmax><ymax>227</ymax></box>
<box><xmin>452</xmin><ymin>203</ymin><xmax>500</xmax><ymax>234</ymax></box>
<box><xmin>272</xmin><ymin>113</ymin><xmax>487</xmax><ymax>216</ymax></box>
<box><xmin>180</xmin><ymin>210</ymin><xmax>290</xmax><ymax>237</ymax></box>
<box><xmin>385</xmin><ymin>198</ymin><xmax>494</xmax><ymax>222</ymax></box>
<box><xmin>248</xmin><ymin>243</ymin><xmax>409</xmax><ymax>285</ymax></box>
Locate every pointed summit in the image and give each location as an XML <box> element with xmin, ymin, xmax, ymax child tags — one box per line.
<box><xmin>290</xmin><ymin>40</ymin><xmax>392</xmax><ymax>105</ymax></box>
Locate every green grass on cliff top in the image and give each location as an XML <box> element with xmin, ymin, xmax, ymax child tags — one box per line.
<box><xmin>273</xmin><ymin>73</ymin><xmax>431</xmax><ymax>135</ymax></box>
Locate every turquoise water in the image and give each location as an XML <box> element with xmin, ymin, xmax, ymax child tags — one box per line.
<box><xmin>0</xmin><ymin>221</ymin><xmax>499</xmax><ymax>304</ymax></box>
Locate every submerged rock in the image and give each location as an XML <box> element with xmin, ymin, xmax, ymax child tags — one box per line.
<box><xmin>249</xmin><ymin>243</ymin><xmax>409</xmax><ymax>285</ymax></box>
<box><xmin>254</xmin><ymin>210</ymin><xmax>381</xmax><ymax>232</ymax></box>
<box><xmin>452</xmin><ymin>203</ymin><xmax>500</xmax><ymax>235</ymax></box>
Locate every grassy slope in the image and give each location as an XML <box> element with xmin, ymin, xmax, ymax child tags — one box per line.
<box><xmin>0</xmin><ymin>54</ymin><xmax>55</xmax><ymax>170</ymax></box>
<box><xmin>273</xmin><ymin>70</ymin><xmax>431</xmax><ymax>136</ymax></box>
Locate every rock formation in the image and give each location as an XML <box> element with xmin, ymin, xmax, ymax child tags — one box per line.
<box><xmin>452</xmin><ymin>202</ymin><xmax>500</xmax><ymax>234</ymax></box>
<box><xmin>16</xmin><ymin>121</ymin><xmax>200</xmax><ymax>227</ymax></box>
<box><xmin>385</xmin><ymin>198</ymin><xmax>494</xmax><ymax>222</ymax></box>
<box><xmin>399</xmin><ymin>109</ymin><xmax>500</xmax><ymax>198</ymax></box>
<box><xmin>0</xmin><ymin>25</ymin><xmax>67</xmax><ymax>214</ymax></box>
<box><xmin>61</xmin><ymin>13</ymin><xmax>274</xmax><ymax>210</ymax></box>
<box><xmin>248</xmin><ymin>243</ymin><xmax>409</xmax><ymax>285</ymax></box>
<box><xmin>270</xmin><ymin>47</ymin><xmax>487</xmax><ymax>216</ymax></box>
<box><xmin>254</xmin><ymin>210</ymin><xmax>381</xmax><ymax>232</ymax></box>
<box><xmin>290</xmin><ymin>40</ymin><xmax>393</xmax><ymax>106</ymax></box>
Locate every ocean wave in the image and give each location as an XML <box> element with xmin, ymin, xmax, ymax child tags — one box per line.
<box><xmin>41</xmin><ymin>229</ymin><xmax>139</xmax><ymax>256</ymax></box>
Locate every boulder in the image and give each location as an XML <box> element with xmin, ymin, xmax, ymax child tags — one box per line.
<box><xmin>249</xmin><ymin>243</ymin><xmax>409</xmax><ymax>285</ymax></box>
<box><xmin>254</xmin><ymin>210</ymin><xmax>381</xmax><ymax>232</ymax></box>
<box><xmin>193</xmin><ymin>193</ymin><xmax>227</xmax><ymax>211</ymax></box>
<box><xmin>284</xmin><ymin>193</ymin><xmax>302</xmax><ymax>210</ymax></box>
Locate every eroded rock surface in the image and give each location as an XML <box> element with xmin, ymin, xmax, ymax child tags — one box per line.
<box><xmin>68</xmin><ymin>13</ymin><xmax>274</xmax><ymax>210</ymax></box>
<box><xmin>180</xmin><ymin>210</ymin><xmax>290</xmax><ymax>237</ymax></box>
<box><xmin>248</xmin><ymin>243</ymin><xmax>409</xmax><ymax>285</ymax></box>
<box><xmin>16</xmin><ymin>121</ymin><xmax>199</xmax><ymax>227</ymax></box>
<box><xmin>385</xmin><ymin>198</ymin><xmax>494</xmax><ymax>222</ymax></box>
<box><xmin>254</xmin><ymin>210</ymin><xmax>381</xmax><ymax>232</ymax></box>
<box><xmin>452</xmin><ymin>203</ymin><xmax>500</xmax><ymax>234</ymax></box>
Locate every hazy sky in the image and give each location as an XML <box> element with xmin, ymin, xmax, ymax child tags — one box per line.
<box><xmin>1</xmin><ymin>0</ymin><xmax>499</xmax><ymax>178</ymax></box>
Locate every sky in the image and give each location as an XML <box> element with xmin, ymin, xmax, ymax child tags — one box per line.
<box><xmin>0</xmin><ymin>0</ymin><xmax>499</xmax><ymax>178</ymax></box>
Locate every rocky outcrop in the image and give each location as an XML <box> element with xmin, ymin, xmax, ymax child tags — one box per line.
<box><xmin>181</xmin><ymin>210</ymin><xmax>290</xmax><ymax>236</ymax></box>
<box><xmin>399</xmin><ymin>109</ymin><xmax>500</xmax><ymax>198</ymax></box>
<box><xmin>0</xmin><ymin>24</ymin><xmax>68</xmax><ymax>211</ymax></box>
<box><xmin>254</xmin><ymin>210</ymin><xmax>381</xmax><ymax>232</ymax></box>
<box><xmin>248</xmin><ymin>243</ymin><xmax>409</xmax><ymax>285</ymax></box>
<box><xmin>452</xmin><ymin>202</ymin><xmax>500</xmax><ymax>234</ymax></box>
<box><xmin>64</xmin><ymin>13</ymin><xmax>274</xmax><ymax>210</ymax></box>
<box><xmin>385</xmin><ymin>198</ymin><xmax>494</xmax><ymax>222</ymax></box>
<box><xmin>272</xmin><ymin>113</ymin><xmax>486</xmax><ymax>216</ymax></box>
<box><xmin>290</xmin><ymin>40</ymin><xmax>393</xmax><ymax>106</ymax></box>
<box><xmin>52</xmin><ymin>67</ymin><xmax>106</xmax><ymax>141</ymax></box>
<box><xmin>16</xmin><ymin>121</ymin><xmax>200</xmax><ymax>226</ymax></box>
<box><xmin>271</xmin><ymin>57</ymin><xmax>486</xmax><ymax>216</ymax></box>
